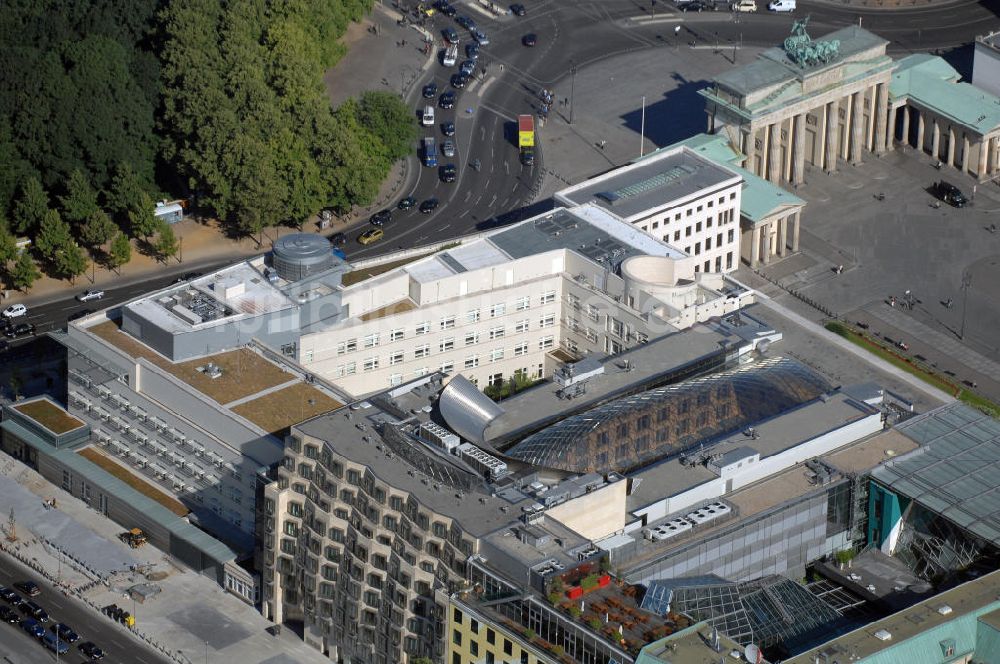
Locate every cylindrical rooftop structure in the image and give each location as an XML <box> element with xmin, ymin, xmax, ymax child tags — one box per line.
<box><xmin>272</xmin><ymin>233</ymin><xmax>333</xmax><ymax>282</ymax></box>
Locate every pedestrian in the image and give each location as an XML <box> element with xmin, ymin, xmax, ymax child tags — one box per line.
<box><xmin>499</xmin><ymin>63</ymin><xmax>504</xmax><ymax>72</ymax></box>
<box><xmin>675</xmin><ymin>25</ymin><xmax>681</xmax><ymax>36</ymax></box>
<box><xmin>890</xmin><ymin>296</ymin><xmax>896</xmax><ymax>307</ymax></box>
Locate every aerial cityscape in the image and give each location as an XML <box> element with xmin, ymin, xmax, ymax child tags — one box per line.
<box><xmin>1</xmin><ymin>0</ymin><xmax>1000</xmax><ymax>663</ymax></box>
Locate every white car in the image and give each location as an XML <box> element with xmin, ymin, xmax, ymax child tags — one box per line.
<box><xmin>732</xmin><ymin>0</ymin><xmax>757</xmax><ymax>10</ymax></box>
<box><xmin>768</xmin><ymin>0</ymin><xmax>795</xmax><ymax>10</ymax></box>
<box><xmin>1</xmin><ymin>304</ymin><xmax>26</xmax><ymax>319</ymax></box>
<box><xmin>76</xmin><ymin>289</ymin><xmax>105</xmax><ymax>302</ymax></box>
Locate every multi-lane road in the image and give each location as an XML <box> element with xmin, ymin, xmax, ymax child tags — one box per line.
<box><xmin>0</xmin><ymin>555</ymin><xmax>170</xmax><ymax>664</ymax></box>
<box><xmin>340</xmin><ymin>0</ymin><xmax>1000</xmax><ymax>261</ymax></box>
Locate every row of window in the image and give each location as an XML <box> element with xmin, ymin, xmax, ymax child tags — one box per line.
<box><xmin>334</xmin><ymin>336</ymin><xmax>554</xmax><ymax>377</ymax></box>
<box><xmin>335</xmin><ymin>294</ymin><xmax>557</xmax><ymax>355</ymax></box>
<box><xmin>684</xmin><ymin>231</ymin><xmax>736</xmax><ymax>256</ymax></box>
<box><xmin>647</xmin><ymin>203</ymin><xmax>737</xmax><ymax>236</ymax></box>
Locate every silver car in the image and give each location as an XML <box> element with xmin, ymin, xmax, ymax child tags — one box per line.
<box><xmin>76</xmin><ymin>289</ymin><xmax>105</xmax><ymax>302</ymax></box>
<box><xmin>442</xmin><ymin>140</ymin><xmax>456</xmax><ymax>158</ymax></box>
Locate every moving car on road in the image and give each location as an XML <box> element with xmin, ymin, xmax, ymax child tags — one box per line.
<box><xmin>422</xmin><ymin>82</ymin><xmax>438</xmax><ymax>98</ymax></box>
<box><xmin>14</xmin><ymin>581</ymin><xmax>40</xmax><ymax>597</ymax></box>
<box><xmin>472</xmin><ymin>29</ymin><xmax>489</xmax><ymax>45</ymax></box>
<box><xmin>522</xmin><ymin>33</ymin><xmax>537</xmax><ymax>47</ymax></box>
<box><xmin>368</xmin><ymin>209</ymin><xmax>393</xmax><ymax>227</ymax></box>
<box><xmin>439</xmin><ymin>164</ymin><xmax>457</xmax><ymax>183</ymax></box>
<box><xmin>465</xmin><ymin>42</ymin><xmax>479</xmax><ymax>60</ymax></box>
<box><xmin>2</xmin><ymin>304</ymin><xmax>26</xmax><ymax>319</ymax></box>
<box><xmin>79</xmin><ymin>641</ymin><xmax>105</xmax><ymax>660</ymax></box>
<box><xmin>76</xmin><ymin>289</ymin><xmax>104</xmax><ymax>302</ymax></box>
<box><xmin>6</xmin><ymin>323</ymin><xmax>36</xmax><ymax>339</ymax></box>
<box><xmin>768</xmin><ymin>0</ymin><xmax>795</xmax><ymax>10</ymax></box>
<box><xmin>439</xmin><ymin>91</ymin><xmax>456</xmax><ymax>108</ymax></box>
<box><xmin>441</xmin><ymin>121</ymin><xmax>455</xmax><ymax>137</ymax></box>
<box><xmin>511</xmin><ymin>3</ymin><xmax>526</xmax><ymax>16</ymax></box>
<box><xmin>420</xmin><ymin>198</ymin><xmax>439</xmax><ymax>213</ymax></box>
<box><xmin>0</xmin><ymin>587</ymin><xmax>18</xmax><ymax>602</ymax></box>
<box><xmin>442</xmin><ymin>140</ymin><xmax>456</xmax><ymax>157</ymax></box>
<box><xmin>330</xmin><ymin>232</ymin><xmax>347</xmax><ymax>246</ymax></box>
<box><xmin>732</xmin><ymin>0</ymin><xmax>757</xmax><ymax>9</ymax></box>
<box><xmin>450</xmin><ymin>73</ymin><xmax>468</xmax><ymax>89</ymax></box>
<box><xmin>397</xmin><ymin>196</ymin><xmax>416</xmax><ymax>211</ymax></box>
<box><xmin>456</xmin><ymin>16</ymin><xmax>475</xmax><ymax>31</ymax></box>
<box><xmin>0</xmin><ymin>606</ymin><xmax>17</xmax><ymax>623</ymax></box>
<box><xmin>358</xmin><ymin>228</ymin><xmax>384</xmax><ymax>245</ymax></box>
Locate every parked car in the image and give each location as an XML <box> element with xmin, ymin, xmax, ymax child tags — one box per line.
<box><xmin>732</xmin><ymin>0</ymin><xmax>757</xmax><ymax>9</ymax></box>
<box><xmin>440</xmin><ymin>3</ymin><xmax>457</xmax><ymax>16</ymax></box>
<box><xmin>21</xmin><ymin>600</ymin><xmax>47</xmax><ymax>622</ymax></box>
<box><xmin>76</xmin><ymin>289</ymin><xmax>105</xmax><ymax>302</ymax></box>
<box><xmin>460</xmin><ymin>59</ymin><xmax>476</xmax><ymax>77</ymax></box>
<box><xmin>43</xmin><ymin>632</ymin><xmax>70</xmax><ymax>655</ymax></box>
<box><xmin>510</xmin><ymin>3</ymin><xmax>526</xmax><ymax>16</ymax></box>
<box><xmin>0</xmin><ymin>606</ymin><xmax>17</xmax><ymax>623</ymax></box>
<box><xmin>456</xmin><ymin>16</ymin><xmax>475</xmax><ymax>30</ymax></box>
<box><xmin>465</xmin><ymin>42</ymin><xmax>479</xmax><ymax>60</ymax></box>
<box><xmin>419</xmin><ymin>198</ymin><xmax>440</xmax><ymax>213</ymax></box>
<box><xmin>0</xmin><ymin>587</ymin><xmax>18</xmax><ymax>603</ymax></box>
<box><xmin>441</xmin><ymin>121</ymin><xmax>455</xmax><ymax>137</ymax></box>
<box><xmin>439</xmin><ymin>164</ymin><xmax>457</xmax><ymax>183</ymax></box>
<box><xmin>1</xmin><ymin>304</ymin><xmax>26</xmax><ymax>319</ymax></box>
<box><xmin>442</xmin><ymin>140</ymin><xmax>456</xmax><ymax>157</ymax></box>
<box><xmin>442</xmin><ymin>27</ymin><xmax>459</xmax><ymax>44</ymax></box>
<box><xmin>14</xmin><ymin>581</ymin><xmax>40</xmax><ymax>597</ymax></box>
<box><xmin>358</xmin><ymin>228</ymin><xmax>384</xmax><ymax>245</ymax></box>
<box><xmin>422</xmin><ymin>82</ymin><xmax>438</xmax><ymax>99</ymax></box>
<box><xmin>680</xmin><ymin>1</ymin><xmax>712</xmax><ymax>10</ymax></box>
<box><xmin>522</xmin><ymin>33</ymin><xmax>537</xmax><ymax>47</ymax></box>
<box><xmin>768</xmin><ymin>0</ymin><xmax>795</xmax><ymax>10</ymax></box>
<box><xmin>472</xmin><ymin>29</ymin><xmax>489</xmax><ymax>45</ymax></box>
<box><xmin>20</xmin><ymin>618</ymin><xmax>44</xmax><ymax>639</ymax></box>
<box><xmin>932</xmin><ymin>180</ymin><xmax>968</xmax><ymax>207</ymax></box>
<box><xmin>329</xmin><ymin>232</ymin><xmax>347</xmax><ymax>247</ymax></box>
<box><xmin>439</xmin><ymin>91</ymin><xmax>456</xmax><ymax>109</ymax></box>
<box><xmin>368</xmin><ymin>209</ymin><xmax>393</xmax><ymax>227</ymax></box>
<box><xmin>79</xmin><ymin>641</ymin><xmax>105</xmax><ymax>660</ymax></box>
<box><xmin>397</xmin><ymin>196</ymin><xmax>416</xmax><ymax>211</ymax></box>
<box><xmin>450</xmin><ymin>73</ymin><xmax>468</xmax><ymax>89</ymax></box>
<box><xmin>51</xmin><ymin>622</ymin><xmax>80</xmax><ymax>644</ymax></box>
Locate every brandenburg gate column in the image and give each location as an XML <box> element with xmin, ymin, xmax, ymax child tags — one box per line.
<box><xmin>849</xmin><ymin>91</ymin><xmax>864</xmax><ymax>164</ymax></box>
<box><xmin>825</xmin><ymin>100</ymin><xmax>839</xmax><ymax>173</ymax></box>
<box><xmin>900</xmin><ymin>107</ymin><xmax>911</xmax><ymax>147</ymax></box>
<box><xmin>962</xmin><ymin>134</ymin><xmax>971</xmax><ymax>174</ymax></box>
<box><xmin>791</xmin><ymin>212</ymin><xmax>801</xmax><ymax>252</ymax></box>
<box><xmin>750</xmin><ymin>226</ymin><xmax>761</xmax><ymax>266</ymax></box>
<box><xmin>792</xmin><ymin>113</ymin><xmax>806</xmax><ymax>186</ymax></box>
<box><xmin>886</xmin><ymin>105</ymin><xmax>897</xmax><ymax>152</ymax></box>
<box><xmin>947</xmin><ymin>127</ymin><xmax>956</xmax><ymax>167</ymax></box>
<box><xmin>932</xmin><ymin>120</ymin><xmax>941</xmax><ymax>160</ymax></box>
<box><xmin>875</xmin><ymin>83</ymin><xmax>889</xmax><ymax>155</ymax></box>
<box><xmin>978</xmin><ymin>137</ymin><xmax>989</xmax><ymax>179</ymax></box>
<box><xmin>768</xmin><ymin>124</ymin><xmax>782</xmax><ymax>183</ymax></box>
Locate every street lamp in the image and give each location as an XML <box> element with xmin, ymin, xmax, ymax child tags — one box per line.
<box><xmin>569</xmin><ymin>64</ymin><xmax>577</xmax><ymax>125</ymax></box>
<box><xmin>960</xmin><ymin>271</ymin><xmax>973</xmax><ymax>340</ymax></box>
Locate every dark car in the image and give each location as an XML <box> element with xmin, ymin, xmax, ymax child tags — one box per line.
<box><xmin>439</xmin><ymin>91</ymin><xmax>456</xmax><ymax>109</ymax></box>
<box><xmin>419</xmin><ymin>198</ymin><xmax>440</xmax><ymax>213</ymax></box>
<box><xmin>456</xmin><ymin>16</ymin><xmax>475</xmax><ymax>30</ymax></box>
<box><xmin>6</xmin><ymin>323</ymin><xmax>36</xmax><ymax>339</ymax></box>
<box><xmin>522</xmin><ymin>33</ymin><xmax>537</xmax><ymax>47</ymax></box>
<box><xmin>0</xmin><ymin>587</ymin><xmax>18</xmax><ymax>603</ymax></box>
<box><xmin>79</xmin><ymin>642</ymin><xmax>105</xmax><ymax>660</ymax></box>
<box><xmin>422</xmin><ymin>82</ymin><xmax>438</xmax><ymax>99</ymax></box>
<box><xmin>368</xmin><ymin>209</ymin><xmax>393</xmax><ymax>227</ymax></box>
<box><xmin>465</xmin><ymin>42</ymin><xmax>480</xmax><ymax>59</ymax></box>
<box><xmin>21</xmin><ymin>618</ymin><xmax>45</xmax><ymax>639</ymax></box>
<box><xmin>21</xmin><ymin>600</ymin><xmax>47</xmax><ymax>622</ymax></box>
<box><xmin>442</xmin><ymin>27</ymin><xmax>459</xmax><ymax>44</ymax></box>
<box><xmin>441</xmin><ymin>4</ymin><xmax>457</xmax><ymax>16</ymax></box>
<box><xmin>460</xmin><ymin>59</ymin><xmax>476</xmax><ymax>77</ymax></box>
<box><xmin>14</xmin><ymin>581</ymin><xmax>40</xmax><ymax>597</ymax></box>
<box><xmin>52</xmin><ymin>622</ymin><xmax>80</xmax><ymax>644</ymax></box>
<box><xmin>511</xmin><ymin>3</ymin><xmax>526</xmax><ymax>16</ymax></box>
<box><xmin>441</xmin><ymin>121</ymin><xmax>455</xmax><ymax>137</ymax></box>
<box><xmin>932</xmin><ymin>180</ymin><xmax>967</xmax><ymax>207</ymax></box>
<box><xmin>330</xmin><ymin>232</ymin><xmax>347</xmax><ymax>246</ymax></box>
<box><xmin>439</xmin><ymin>164</ymin><xmax>457</xmax><ymax>183</ymax></box>
<box><xmin>397</xmin><ymin>196</ymin><xmax>416</xmax><ymax>211</ymax></box>
<box><xmin>450</xmin><ymin>73</ymin><xmax>468</xmax><ymax>89</ymax></box>
<box><xmin>681</xmin><ymin>0</ymin><xmax>713</xmax><ymax>9</ymax></box>
<box><xmin>0</xmin><ymin>606</ymin><xmax>17</xmax><ymax>623</ymax></box>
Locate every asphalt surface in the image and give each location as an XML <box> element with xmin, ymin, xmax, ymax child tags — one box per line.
<box><xmin>341</xmin><ymin>0</ymin><xmax>1000</xmax><ymax>260</ymax></box>
<box><xmin>0</xmin><ymin>555</ymin><xmax>170</xmax><ymax>664</ymax></box>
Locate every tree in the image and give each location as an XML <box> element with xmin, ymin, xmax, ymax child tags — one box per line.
<box><xmin>79</xmin><ymin>209</ymin><xmax>117</xmax><ymax>248</ymax></box>
<box><xmin>356</xmin><ymin>91</ymin><xmax>419</xmax><ymax>160</ymax></box>
<box><xmin>12</xmin><ymin>177</ymin><xmax>48</xmax><ymax>235</ymax></box>
<box><xmin>54</xmin><ymin>241</ymin><xmax>88</xmax><ymax>283</ymax></box>
<box><xmin>411</xmin><ymin>659</ymin><xmax>434</xmax><ymax>664</ymax></box>
<box><xmin>35</xmin><ymin>209</ymin><xmax>73</xmax><ymax>261</ymax></box>
<box><xmin>106</xmin><ymin>162</ymin><xmax>147</xmax><ymax>219</ymax></box>
<box><xmin>128</xmin><ymin>192</ymin><xmax>158</xmax><ymax>239</ymax></box>
<box><xmin>107</xmin><ymin>231</ymin><xmax>132</xmax><ymax>274</ymax></box>
<box><xmin>153</xmin><ymin>220</ymin><xmax>178</xmax><ymax>262</ymax></box>
<box><xmin>0</xmin><ymin>223</ymin><xmax>16</xmax><ymax>267</ymax></box>
<box><xmin>11</xmin><ymin>252</ymin><xmax>40</xmax><ymax>291</ymax></box>
<box><xmin>59</xmin><ymin>169</ymin><xmax>100</xmax><ymax>228</ymax></box>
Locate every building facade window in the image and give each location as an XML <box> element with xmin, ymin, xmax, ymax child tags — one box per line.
<box><xmin>415</xmin><ymin>322</ymin><xmax>430</xmax><ymax>335</ymax></box>
<box><xmin>464</xmin><ymin>355</ymin><xmax>479</xmax><ymax>369</ymax></box>
<box><xmin>540</xmin><ymin>291</ymin><xmax>556</xmax><ymax>304</ymax></box>
<box><xmin>514</xmin><ymin>296</ymin><xmax>530</xmax><ymax>311</ymax></box>
<box><xmin>514</xmin><ymin>342</ymin><xmax>528</xmax><ymax>356</ymax></box>
<box><xmin>490</xmin><ymin>303</ymin><xmax>506</xmax><ymax>317</ymax></box>
<box><xmin>363</xmin><ymin>357</ymin><xmax>379</xmax><ymax>371</ymax></box>
<box><xmin>538</xmin><ymin>336</ymin><xmax>554</xmax><ymax>350</ymax></box>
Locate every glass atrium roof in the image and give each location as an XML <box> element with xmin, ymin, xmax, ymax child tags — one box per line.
<box><xmin>873</xmin><ymin>403</ymin><xmax>1000</xmax><ymax>547</ymax></box>
<box><xmin>505</xmin><ymin>356</ymin><xmax>830</xmax><ymax>474</ymax></box>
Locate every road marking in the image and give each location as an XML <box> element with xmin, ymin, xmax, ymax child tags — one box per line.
<box><xmin>504</xmin><ymin>160</ymin><xmax>509</xmax><ymax>175</ymax></box>
<box><xmin>489</xmin><ymin>194</ymin><xmax>497</xmax><ymax>207</ymax></box>
<box><xmin>477</xmin><ymin>77</ymin><xmax>496</xmax><ymax>98</ymax></box>
<box><xmin>458</xmin><ymin>209</ymin><xmax>469</xmax><ymax>218</ymax></box>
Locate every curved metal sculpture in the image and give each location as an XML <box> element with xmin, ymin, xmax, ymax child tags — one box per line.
<box><xmin>438</xmin><ymin>374</ymin><xmax>505</xmax><ymax>445</ymax></box>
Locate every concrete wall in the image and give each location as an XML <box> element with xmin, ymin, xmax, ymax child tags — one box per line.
<box><xmin>547</xmin><ymin>480</ymin><xmax>627</xmax><ymax>541</ymax></box>
<box><xmin>973</xmin><ymin>41</ymin><xmax>1000</xmax><ymax>98</ymax></box>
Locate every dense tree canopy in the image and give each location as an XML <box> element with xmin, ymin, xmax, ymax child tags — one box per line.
<box><xmin>1</xmin><ymin>0</ymin><xmax>414</xmax><ymax>259</ymax></box>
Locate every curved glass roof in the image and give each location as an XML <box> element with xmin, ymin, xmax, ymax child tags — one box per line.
<box><xmin>439</xmin><ymin>374</ymin><xmax>505</xmax><ymax>445</ymax></box>
<box><xmin>505</xmin><ymin>356</ymin><xmax>830</xmax><ymax>474</ymax></box>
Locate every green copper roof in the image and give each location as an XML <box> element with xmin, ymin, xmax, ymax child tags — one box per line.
<box><xmin>891</xmin><ymin>54</ymin><xmax>1000</xmax><ymax>135</ymax></box>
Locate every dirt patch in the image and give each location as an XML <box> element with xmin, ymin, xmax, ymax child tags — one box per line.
<box><xmin>232</xmin><ymin>383</ymin><xmax>343</xmax><ymax>435</ymax></box>
<box><xmin>170</xmin><ymin>349</ymin><xmax>294</xmax><ymax>405</ymax></box>
<box><xmin>78</xmin><ymin>447</ymin><xmax>189</xmax><ymax>517</ymax></box>
<box><xmin>12</xmin><ymin>400</ymin><xmax>85</xmax><ymax>435</ymax></box>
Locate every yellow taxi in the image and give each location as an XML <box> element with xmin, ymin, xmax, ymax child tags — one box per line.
<box><xmin>358</xmin><ymin>228</ymin><xmax>384</xmax><ymax>245</ymax></box>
